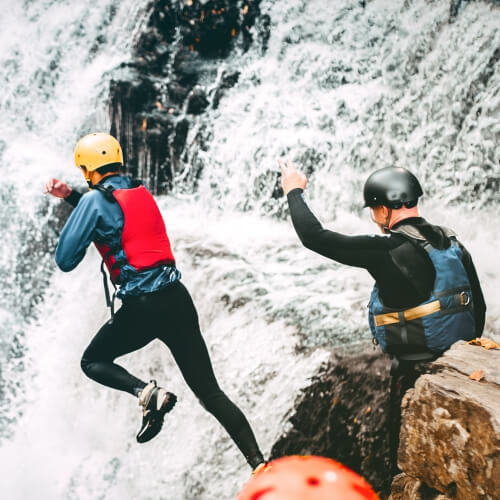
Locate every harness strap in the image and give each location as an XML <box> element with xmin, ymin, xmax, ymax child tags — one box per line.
<box><xmin>375</xmin><ymin>289</ymin><xmax>471</xmax><ymax>327</ymax></box>
<box><xmin>93</xmin><ymin>183</ymin><xmax>116</xmax><ymax>202</ymax></box>
<box><xmin>100</xmin><ymin>259</ymin><xmax>117</xmax><ymax>320</ymax></box>
<box><xmin>375</xmin><ymin>300</ymin><xmax>441</xmax><ymax>326</ymax></box>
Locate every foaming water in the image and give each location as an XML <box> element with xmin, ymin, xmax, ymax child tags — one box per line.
<box><xmin>0</xmin><ymin>0</ymin><xmax>149</xmax><ymax>197</ymax></box>
<box><xmin>0</xmin><ymin>0</ymin><xmax>150</xmax><ymax>397</ymax></box>
<box><xmin>194</xmin><ymin>0</ymin><xmax>499</xmax><ymax>214</ymax></box>
<box><xmin>1</xmin><ymin>1</ymin><xmax>499</xmax><ymax>499</ymax></box>
<box><xmin>189</xmin><ymin>0</ymin><xmax>500</xmax><ymax>336</ymax></box>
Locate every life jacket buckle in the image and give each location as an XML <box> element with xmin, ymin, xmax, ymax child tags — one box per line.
<box><xmin>459</xmin><ymin>291</ymin><xmax>470</xmax><ymax>306</ymax></box>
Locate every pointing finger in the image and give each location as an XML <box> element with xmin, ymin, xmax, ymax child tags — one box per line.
<box><xmin>286</xmin><ymin>159</ymin><xmax>296</xmax><ymax>172</ymax></box>
<box><xmin>277</xmin><ymin>158</ymin><xmax>287</xmax><ymax>175</ymax></box>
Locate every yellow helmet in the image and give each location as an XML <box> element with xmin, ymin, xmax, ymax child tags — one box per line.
<box><xmin>74</xmin><ymin>133</ymin><xmax>123</xmax><ymax>171</ymax></box>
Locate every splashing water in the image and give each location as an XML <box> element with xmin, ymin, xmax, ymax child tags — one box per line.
<box><xmin>1</xmin><ymin>1</ymin><xmax>499</xmax><ymax>499</ymax></box>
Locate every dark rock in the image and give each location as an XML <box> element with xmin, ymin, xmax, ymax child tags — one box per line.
<box><xmin>107</xmin><ymin>0</ymin><xmax>267</xmax><ymax>193</ymax></box>
<box><xmin>173</xmin><ymin>118</ymin><xmax>190</xmax><ymax>156</ymax></box>
<box><xmin>212</xmin><ymin>70</ymin><xmax>240</xmax><ymax>108</ymax></box>
<box><xmin>186</xmin><ymin>87</ymin><xmax>209</xmax><ymax>114</ymax></box>
<box><xmin>168</xmin><ymin>82</ymin><xmax>190</xmax><ymax>103</ymax></box>
<box><xmin>270</xmin><ymin>350</ymin><xmax>394</xmax><ymax>494</ymax></box>
<box><xmin>173</xmin><ymin>47</ymin><xmax>201</xmax><ymax>87</ymax></box>
<box><xmin>109</xmin><ymin>75</ymin><xmax>156</xmax><ymax>113</ymax></box>
<box><xmin>179</xmin><ymin>1</ymin><xmax>240</xmax><ymax>57</ymax></box>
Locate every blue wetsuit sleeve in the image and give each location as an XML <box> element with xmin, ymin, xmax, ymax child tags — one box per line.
<box><xmin>55</xmin><ymin>193</ymin><xmax>99</xmax><ymax>272</ymax></box>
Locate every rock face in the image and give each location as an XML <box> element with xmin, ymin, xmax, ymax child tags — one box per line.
<box><xmin>108</xmin><ymin>0</ymin><xmax>270</xmax><ymax>193</ymax></box>
<box><xmin>270</xmin><ymin>349</ymin><xmax>395</xmax><ymax>494</ymax></box>
<box><xmin>393</xmin><ymin>342</ymin><xmax>500</xmax><ymax>500</ymax></box>
<box><xmin>390</xmin><ymin>473</ymin><xmax>451</xmax><ymax>500</ymax></box>
<box><xmin>271</xmin><ymin>342</ymin><xmax>500</xmax><ymax>498</ymax></box>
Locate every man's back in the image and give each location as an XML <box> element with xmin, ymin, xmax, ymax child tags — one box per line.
<box><xmin>286</xmin><ymin>188</ymin><xmax>486</xmax><ymax>335</ymax></box>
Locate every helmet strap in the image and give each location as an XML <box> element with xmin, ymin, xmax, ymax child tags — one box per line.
<box><xmin>382</xmin><ymin>208</ymin><xmax>392</xmax><ymax>233</ymax></box>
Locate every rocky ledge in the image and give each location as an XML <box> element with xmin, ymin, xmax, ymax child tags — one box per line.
<box><xmin>270</xmin><ymin>349</ymin><xmax>395</xmax><ymax>494</ymax></box>
<box><xmin>391</xmin><ymin>341</ymin><xmax>500</xmax><ymax>500</ymax></box>
<box><xmin>270</xmin><ymin>341</ymin><xmax>500</xmax><ymax>499</ymax></box>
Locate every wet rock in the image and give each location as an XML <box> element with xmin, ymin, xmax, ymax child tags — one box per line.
<box><xmin>396</xmin><ymin>341</ymin><xmax>500</xmax><ymax>500</ymax></box>
<box><xmin>109</xmin><ymin>68</ymin><xmax>157</xmax><ymax>112</ymax></box>
<box><xmin>186</xmin><ymin>87</ymin><xmax>209</xmax><ymax>114</ymax></box>
<box><xmin>179</xmin><ymin>0</ymin><xmax>240</xmax><ymax>57</ymax></box>
<box><xmin>173</xmin><ymin>46</ymin><xmax>202</xmax><ymax>87</ymax></box>
<box><xmin>173</xmin><ymin>118</ymin><xmax>190</xmax><ymax>156</ymax></box>
<box><xmin>270</xmin><ymin>349</ymin><xmax>394</xmax><ymax>494</ymax></box>
<box><xmin>168</xmin><ymin>81</ymin><xmax>190</xmax><ymax>104</ymax></box>
<box><xmin>389</xmin><ymin>473</ymin><xmax>451</xmax><ymax>500</ymax></box>
<box><xmin>107</xmin><ymin>0</ymin><xmax>267</xmax><ymax>193</ymax></box>
<box><xmin>134</xmin><ymin>0</ymin><xmax>178</xmax><ymax>75</ymax></box>
<box><xmin>212</xmin><ymin>70</ymin><xmax>240</xmax><ymax>108</ymax></box>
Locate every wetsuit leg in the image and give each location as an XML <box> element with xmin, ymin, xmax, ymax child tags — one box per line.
<box><xmin>388</xmin><ymin>359</ymin><xmax>430</xmax><ymax>475</ymax></box>
<box><xmin>152</xmin><ymin>282</ymin><xmax>264</xmax><ymax>468</ymax></box>
<box><xmin>80</xmin><ymin>304</ymin><xmax>155</xmax><ymax>395</ymax></box>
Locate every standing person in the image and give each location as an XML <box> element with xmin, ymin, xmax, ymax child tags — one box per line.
<box><xmin>45</xmin><ymin>132</ymin><xmax>265</xmax><ymax>470</ymax></box>
<box><xmin>278</xmin><ymin>159</ymin><xmax>486</xmax><ymax>472</ymax></box>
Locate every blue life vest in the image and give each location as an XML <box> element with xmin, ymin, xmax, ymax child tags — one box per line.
<box><xmin>368</xmin><ymin>226</ymin><xmax>475</xmax><ymax>359</ymax></box>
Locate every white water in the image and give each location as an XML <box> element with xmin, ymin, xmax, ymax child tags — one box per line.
<box><xmin>0</xmin><ymin>1</ymin><xmax>499</xmax><ymax>499</ymax></box>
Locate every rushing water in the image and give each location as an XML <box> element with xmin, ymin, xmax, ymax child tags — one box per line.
<box><xmin>0</xmin><ymin>1</ymin><xmax>499</xmax><ymax>499</ymax></box>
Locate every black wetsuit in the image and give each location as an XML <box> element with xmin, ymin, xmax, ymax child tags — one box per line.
<box><xmin>286</xmin><ymin>188</ymin><xmax>486</xmax><ymax>333</ymax></box>
<box><xmin>287</xmin><ymin>188</ymin><xmax>487</xmax><ymax>474</ymax></box>
<box><xmin>65</xmin><ymin>191</ymin><xmax>264</xmax><ymax>468</ymax></box>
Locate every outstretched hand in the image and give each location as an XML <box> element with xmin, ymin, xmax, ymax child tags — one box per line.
<box><xmin>44</xmin><ymin>178</ymin><xmax>72</xmax><ymax>199</ymax></box>
<box><xmin>278</xmin><ymin>159</ymin><xmax>308</xmax><ymax>196</ymax></box>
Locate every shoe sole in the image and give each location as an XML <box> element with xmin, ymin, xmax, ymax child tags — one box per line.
<box><xmin>136</xmin><ymin>392</ymin><xmax>177</xmax><ymax>444</ymax></box>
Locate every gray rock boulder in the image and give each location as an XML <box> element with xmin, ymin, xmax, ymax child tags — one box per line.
<box><xmin>394</xmin><ymin>341</ymin><xmax>500</xmax><ymax>500</ymax></box>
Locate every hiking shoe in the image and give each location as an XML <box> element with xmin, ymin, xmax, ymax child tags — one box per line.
<box><xmin>136</xmin><ymin>380</ymin><xmax>177</xmax><ymax>443</ymax></box>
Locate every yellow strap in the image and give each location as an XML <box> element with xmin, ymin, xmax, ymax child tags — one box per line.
<box><xmin>374</xmin><ymin>300</ymin><xmax>441</xmax><ymax>327</ymax></box>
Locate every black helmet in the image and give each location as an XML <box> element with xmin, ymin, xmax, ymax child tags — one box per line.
<box><xmin>363</xmin><ymin>167</ymin><xmax>423</xmax><ymax>209</ymax></box>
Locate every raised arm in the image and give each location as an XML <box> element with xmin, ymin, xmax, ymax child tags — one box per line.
<box><xmin>279</xmin><ymin>159</ymin><xmax>388</xmax><ymax>270</ymax></box>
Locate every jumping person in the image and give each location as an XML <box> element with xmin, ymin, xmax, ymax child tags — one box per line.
<box><xmin>45</xmin><ymin>132</ymin><xmax>265</xmax><ymax>470</ymax></box>
<box><xmin>279</xmin><ymin>159</ymin><xmax>486</xmax><ymax>471</ymax></box>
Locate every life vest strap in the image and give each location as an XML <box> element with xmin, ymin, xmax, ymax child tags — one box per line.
<box><xmin>375</xmin><ymin>289</ymin><xmax>471</xmax><ymax>327</ymax></box>
<box><xmin>375</xmin><ymin>300</ymin><xmax>441</xmax><ymax>326</ymax></box>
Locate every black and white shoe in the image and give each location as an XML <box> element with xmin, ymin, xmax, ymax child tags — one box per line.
<box><xmin>136</xmin><ymin>380</ymin><xmax>177</xmax><ymax>444</ymax></box>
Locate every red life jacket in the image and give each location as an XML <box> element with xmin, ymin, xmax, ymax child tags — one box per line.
<box><xmin>94</xmin><ymin>183</ymin><xmax>175</xmax><ymax>284</ymax></box>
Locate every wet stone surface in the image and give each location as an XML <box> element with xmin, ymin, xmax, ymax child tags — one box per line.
<box><xmin>107</xmin><ymin>0</ymin><xmax>270</xmax><ymax>193</ymax></box>
<box><xmin>396</xmin><ymin>342</ymin><xmax>500</xmax><ymax>500</ymax></box>
<box><xmin>270</xmin><ymin>349</ymin><xmax>395</xmax><ymax>495</ymax></box>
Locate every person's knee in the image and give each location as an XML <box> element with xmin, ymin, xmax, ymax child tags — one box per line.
<box><xmin>80</xmin><ymin>350</ymin><xmax>106</xmax><ymax>379</ymax></box>
<box><xmin>198</xmin><ymin>390</ymin><xmax>226</xmax><ymax>413</ymax></box>
<box><xmin>80</xmin><ymin>353</ymin><xmax>94</xmax><ymax>377</ymax></box>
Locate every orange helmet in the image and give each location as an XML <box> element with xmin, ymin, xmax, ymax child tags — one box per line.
<box><xmin>238</xmin><ymin>455</ymin><xmax>378</xmax><ymax>500</ymax></box>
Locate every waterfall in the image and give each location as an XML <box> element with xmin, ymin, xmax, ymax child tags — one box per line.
<box><xmin>0</xmin><ymin>0</ymin><xmax>499</xmax><ymax>499</ymax></box>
